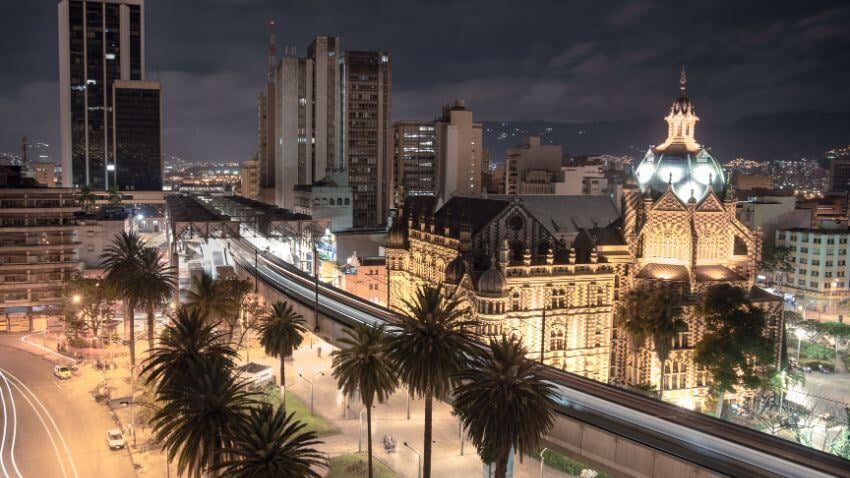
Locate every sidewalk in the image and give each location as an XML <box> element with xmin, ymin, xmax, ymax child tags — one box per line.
<box><xmin>245</xmin><ymin>333</ymin><xmax>575</xmax><ymax>478</ymax></box>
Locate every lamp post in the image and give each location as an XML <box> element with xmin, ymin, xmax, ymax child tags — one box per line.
<box><xmin>795</xmin><ymin>328</ymin><xmax>808</xmax><ymax>362</ymax></box>
<box><xmin>348</xmin><ymin>406</ymin><xmax>366</xmax><ymax>453</ymax></box>
<box><xmin>299</xmin><ymin>371</ymin><xmax>324</xmax><ymax>415</ymax></box>
<box><xmin>539</xmin><ymin>447</ymin><xmax>549</xmax><ymax>478</ymax></box>
<box><xmin>403</xmin><ymin>441</ymin><xmax>422</xmax><ymax>478</ymax></box>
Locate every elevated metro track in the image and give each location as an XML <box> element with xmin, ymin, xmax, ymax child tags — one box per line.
<box><xmin>229</xmin><ymin>238</ymin><xmax>849</xmax><ymax>478</ymax></box>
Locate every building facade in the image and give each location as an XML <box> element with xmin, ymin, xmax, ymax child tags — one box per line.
<box><xmin>1</xmin><ymin>188</ymin><xmax>83</xmax><ymax>329</ymax></box>
<box><xmin>504</xmin><ymin>136</ymin><xmax>563</xmax><ymax>195</ymax></box>
<box><xmin>385</xmin><ymin>72</ymin><xmax>783</xmax><ymax>413</ymax></box>
<box><xmin>392</xmin><ymin>121</ymin><xmax>438</xmax><ymax>206</ymax></box>
<box><xmin>112</xmin><ymin>80</ymin><xmax>162</xmax><ymax>191</ymax></box>
<box><xmin>59</xmin><ymin>0</ymin><xmax>158</xmax><ymax>189</ymax></box>
<box><xmin>340</xmin><ymin>252</ymin><xmax>388</xmax><ymax>306</ymax></box>
<box><xmin>435</xmin><ymin>100</ymin><xmax>483</xmax><ymax>204</ymax></box>
<box><xmin>775</xmin><ymin>227</ymin><xmax>850</xmax><ymax>303</ymax></box>
<box><xmin>271</xmin><ymin>37</ymin><xmax>391</xmax><ymax>228</ymax></box>
<box><xmin>240</xmin><ymin>160</ymin><xmax>260</xmax><ymax>199</ymax></box>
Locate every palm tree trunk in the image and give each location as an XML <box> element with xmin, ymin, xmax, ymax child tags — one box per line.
<box><xmin>423</xmin><ymin>391</ymin><xmax>433</xmax><ymax>478</ymax></box>
<box><xmin>715</xmin><ymin>390</ymin><xmax>725</xmax><ymax>418</ymax></box>
<box><xmin>367</xmin><ymin>404</ymin><xmax>374</xmax><ymax>478</ymax></box>
<box><xmin>127</xmin><ymin>303</ymin><xmax>136</xmax><ymax>370</ymax></box>
<box><xmin>280</xmin><ymin>358</ymin><xmax>286</xmax><ymax>412</ymax></box>
<box><xmin>147</xmin><ymin>306</ymin><xmax>155</xmax><ymax>355</ymax></box>
<box><xmin>494</xmin><ymin>446</ymin><xmax>510</xmax><ymax>478</ymax></box>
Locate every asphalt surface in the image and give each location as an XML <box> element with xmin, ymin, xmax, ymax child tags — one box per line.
<box><xmin>0</xmin><ymin>335</ymin><xmax>136</xmax><ymax>478</ymax></box>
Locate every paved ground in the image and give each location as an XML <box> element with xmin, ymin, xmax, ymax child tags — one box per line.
<box><xmin>0</xmin><ymin>333</ymin><xmax>136</xmax><ymax>478</ymax></box>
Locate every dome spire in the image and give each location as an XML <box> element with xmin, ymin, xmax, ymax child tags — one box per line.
<box><xmin>680</xmin><ymin>64</ymin><xmax>687</xmax><ymax>93</ymax></box>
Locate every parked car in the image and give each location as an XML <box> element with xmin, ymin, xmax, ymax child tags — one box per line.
<box><xmin>236</xmin><ymin>362</ymin><xmax>274</xmax><ymax>391</ymax></box>
<box><xmin>106</xmin><ymin>429</ymin><xmax>125</xmax><ymax>450</ymax></box>
<box><xmin>53</xmin><ymin>365</ymin><xmax>72</xmax><ymax>379</ymax></box>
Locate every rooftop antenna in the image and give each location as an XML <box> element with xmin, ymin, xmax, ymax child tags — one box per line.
<box><xmin>267</xmin><ymin>20</ymin><xmax>276</xmax><ymax>83</ymax></box>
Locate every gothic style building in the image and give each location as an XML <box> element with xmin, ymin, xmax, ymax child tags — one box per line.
<box><xmin>385</xmin><ymin>71</ymin><xmax>783</xmax><ymax>412</ymax></box>
<box><xmin>614</xmin><ymin>69</ymin><xmax>783</xmax><ymax>411</ymax></box>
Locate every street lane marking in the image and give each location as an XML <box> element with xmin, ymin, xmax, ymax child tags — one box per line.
<box><xmin>1</xmin><ymin>368</ymin><xmax>77</xmax><ymax>478</ymax></box>
<box><xmin>0</xmin><ymin>371</ymin><xmax>23</xmax><ymax>478</ymax></box>
<box><xmin>19</xmin><ymin>332</ymin><xmax>76</xmax><ymax>365</ymax></box>
<box><xmin>1</xmin><ymin>368</ymin><xmax>10</xmax><ymax>478</ymax></box>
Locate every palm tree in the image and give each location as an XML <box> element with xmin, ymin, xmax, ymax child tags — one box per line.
<box><xmin>256</xmin><ymin>301</ymin><xmax>308</xmax><ymax>410</ymax></box>
<box><xmin>129</xmin><ymin>247</ymin><xmax>177</xmax><ymax>353</ymax></box>
<box><xmin>141</xmin><ymin>307</ymin><xmax>237</xmax><ymax>391</ymax></box>
<box><xmin>385</xmin><ymin>285</ymin><xmax>478</xmax><ymax>478</ymax></box>
<box><xmin>331</xmin><ymin>324</ymin><xmax>397</xmax><ymax>478</ymax></box>
<box><xmin>151</xmin><ymin>357</ymin><xmax>253</xmax><ymax>478</ymax></box>
<box><xmin>76</xmin><ymin>184</ymin><xmax>96</xmax><ymax>214</ymax></box>
<box><xmin>618</xmin><ymin>284</ymin><xmax>686</xmax><ymax>399</ymax></box>
<box><xmin>101</xmin><ymin>230</ymin><xmax>145</xmax><ymax>369</ymax></box>
<box><xmin>186</xmin><ymin>272</ymin><xmax>231</xmax><ymax>323</ymax></box>
<box><xmin>107</xmin><ymin>185</ymin><xmax>122</xmax><ymax>206</ymax></box>
<box><xmin>214</xmin><ymin>404</ymin><xmax>327</xmax><ymax>478</ymax></box>
<box><xmin>453</xmin><ymin>336</ymin><xmax>557</xmax><ymax>478</ymax></box>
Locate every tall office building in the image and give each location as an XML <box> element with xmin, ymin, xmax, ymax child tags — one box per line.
<box><xmin>271</xmin><ymin>37</ymin><xmax>391</xmax><ymax>228</ymax></box>
<box><xmin>435</xmin><ymin>100</ymin><xmax>482</xmax><ymax>204</ymax></box>
<box><xmin>345</xmin><ymin>50</ymin><xmax>392</xmax><ymax>228</ymax></box>
<box><xmin>59</xmin><ymin>0</ymin><xmax>161</xmax><ymax>190</ymax></box>
<box><xmin>256</xmin><ymin>21</ymin><xmax>277</xmax><ymax>203</ymax></box>
<box><xmin>830</xmin><ymin>156</ymin><xmax>850</xmax><ymax>193</ymax></box>
<box><xmin>393</xmin><ymin>121</ymin><xmax>437</xmax><ymax>205</ymax></box>
<box><xmin>112</xmin><ymin>80</ymin><xmax>162</xmax><ymax>190</ymax></box>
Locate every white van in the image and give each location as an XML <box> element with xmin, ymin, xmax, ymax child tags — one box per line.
<box><xmin>236</xmin><ymin>362</ymin><xmax>274</xmax><ymax>391</ymax></box>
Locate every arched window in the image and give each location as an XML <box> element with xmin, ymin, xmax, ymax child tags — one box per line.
<box><xmin>511</xmin><ymin>291</ymin><xmax>521</xmax><ymax>311</ymax></box>
<box><xmin>672</xmin><ymin>324</ymin><xmax>689</xmax><ymax>349</ymax></box>
<box><xmin>549</xmin><ymin>328</ymin><xmax>565</xmax><ymax>351</ymax></box>
<box><xmin>329</xmin><ymin>198</ymin><xmax>335</xmax><ymax>205</ymax></box>
<box><xmin>344</xmin><ymin>198</ymin><xmax>350</xmax><ymax>205</ymax></box>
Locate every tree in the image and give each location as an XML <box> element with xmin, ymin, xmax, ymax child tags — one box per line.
<box><xmin>140</xmin><ymin>307</ymin><xmax>237</xmax><ymax>391</ymax></box>
<box><xmin>63</xmin><ymin>278</ymin><xmax>119</xmax><ymax>345</ymax></box>
<box><xmin>76</xmin><ymin>184</ymin><xmax>96</xmax><ymax>214</ymax></box>
<box><xmin>128</xmin><ymin>247</ymin><xmax>177</xmax><ymax>354</ymax></box>
<box><xmin>218</xmin><ymin>277</ymin><xmax>254</xmax><ymax>343</ymax></box>
<box><xmin>618</xmin><ymin>284</ymin><xmax>686</xmax><ymax>398</ymax></box>
<box><xmin>214</xmin><ymin>404</ymin><xmax>327</xmax><ymax>478</ymax></box>
<box><xmin>694</xmin><ymin>284</ymin><xmax>776</xmax><ymax>417</ymax></box>
<box><xmin>256</xmin><ymin>301</ymin><xmax>308</xmax><ymax>410</ymax></box>
<box><xmin>331</xmin><ymin>324</ymin><xmax>398</xmax><ymax>478</ymax></box>
<box><xmin>107</xmin><ymin>186</ymin><xmax>122</xmax><ymax>206</ymax></box>
<box><xmin>101</xmin><ymin>230</ymin><xmax>145</xmax><ymax>369</ymax></box>
<box><xmin>385</xmin><ymin>285</ymin><xmax>478</xmax><ymax>478</ymax></box>
<box><xmin>758</xmin><ymin>244</ymin><xmax>794</xmax><ymax>284</ymax></box>
<box><xmin>807</xmin><ymin>321</ymin><xmax>850</xmax><ymax>372</ymax></box>
<box><xmin>185</xmin><ymin>272</ymin><xmax>232</xmax><ymax>324</ymax></box>
<box><xmin>453</xmin><ymin>336</ymin><xmax>557</xmax><ymax>478</ymax></box>
<box><xmin>151</xmin><ymin>358</ymin><xmax>254</xmax><ymax>478</ymax></box>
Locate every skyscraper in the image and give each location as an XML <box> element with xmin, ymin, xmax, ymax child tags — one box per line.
<box><xmin>112</xmin><ymin>80</ymin><xmax>162</xmax><ymax>190</ymax></box>
<box><xmin>270</xmin><ymin>37</ymin><xmax>391</xmax><ymax>228</ymax></box>
<box><xmin>58</xmin><ymin>0</ymin><xmax>161</xmax><ymax>190</ymax></box>
<box><xmin>435</xmin><ymin>100</ymin><xmax>483</xmax><ymax>204</ymax></box>
<box><xmin>392</xmin><ymin>121</ymin><xmax>438</xmax><ymax>205</ymax></box>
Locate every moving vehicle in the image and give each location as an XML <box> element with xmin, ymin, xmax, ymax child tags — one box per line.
<box><xmin>53</xmin><ymin>365</ymin><xmax>72</xmax><ymax>379</ymax></box>
<box><xmin>236</xmin><ymin>362</ymin><xmax>274</xmax><ymax>391</ymax></box>
<box><xmin>106</xmin><ymin>429</ymin><xmax>125</xmax><ymax>450</ymax></box>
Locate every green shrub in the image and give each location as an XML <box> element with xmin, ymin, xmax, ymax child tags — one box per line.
<box><xmin>803</xmin><ymin>343</ymin><xmax>835</xmax><ymax>360</ymax></box>
<box><xmin>531</xmin><ymin>449</ymin><xmax>612</xmax><ymax>478</ymax></box>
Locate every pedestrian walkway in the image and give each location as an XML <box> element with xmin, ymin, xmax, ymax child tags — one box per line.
<box><xmin>245</xmin><ymin>334</ymin><xmax>576</xmax><ymax>478</ymax></box>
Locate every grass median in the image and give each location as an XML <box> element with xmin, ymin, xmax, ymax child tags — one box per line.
<box><xmin>261</xmin><ymin>384</ymin><xmax>340</xmax><ymax>437</ymax></box>
<box><xmin>326</xmin><ymin>453</ymin><xmax>398</xmax><ymax>478</ymax></box>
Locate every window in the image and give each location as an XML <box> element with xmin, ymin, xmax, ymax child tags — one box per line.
<box><xmin>798</xmin><ymin>279</ymin><xmax>806</xmax><ymax>285</ymax></box>
<box><xmin>811</xmin><ymin>271</ymin><xmax>820</xmax><ymax>277</ymax></box>
<box><xmin>827</xmin><ymin>238</ymin><xmax>835</xmax><ymax>245</ymax></box>
<box><xmin>810</xmin><ymin>281</ymin><xmax>818</xmax><ymax>287</ymax></box>
<box><xmin>801</xmin><ymin>247</ymin><xmax>809</xmax><ymax>253</ymax></box>
<box><xmin>814</xmin><ymin>238</ymin><xmax>822</xmax><ymax>244</ymax></box>
<box><xmin>799</xmin><ymin>269</ymin><xmax>807</xmax><ymax>275</ymax></box>
<box><xmin>663</xmin><ymin>362</ymin><xmax>688</xmax><ymax>390</ymax></box>
<box><xmin>826</xmin><ymin>271</ymin><xmax>833</xmax><ymax>278</ymax></box>
<box><xmin>825</xmin><ymin>283</ymin><xmax>831</xmax><ymax>289</ymax></box>
<box><xmin>812</xmin><ymin>260</ymin><xmax>820</xmax><ymax>266</ymax></box>
<box><xmin>672</xmin><ymin>325</ymin><xmax>689</xmax><ymax>349</ymax></box>
<box><xmin>841</xmin><ymin>238</ymin><xmax>848</xmax><ymax>244</ymax></box>
<box><xmin>549</xmin><ymin>329</ymin><xmax>565</xmax><ymax>351</ymax></box>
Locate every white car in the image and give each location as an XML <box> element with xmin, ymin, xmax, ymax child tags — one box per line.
<box><xmin>53</xmin><ymin>365</ymin><xmax>72</xmax><ymax>379</ymax></box>
<box><xmin>106</xmin><ymin>429</ymin><xmax>125</xmax><ymax>450</ymax></box>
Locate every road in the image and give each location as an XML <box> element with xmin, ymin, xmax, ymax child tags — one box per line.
<box><xmin>0</xmin><ymin>335</ymin><xmax>136</xmax><ymax>478</ymax></box>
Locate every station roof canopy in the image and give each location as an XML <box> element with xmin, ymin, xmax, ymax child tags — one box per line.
<box><xmin>165</xmin><ymin>194</ymin><xmax>239</xmax><ymax>239</ymax></box>
<box><xmin>201</xmin><ymin>195</ymin><xmax>330</xmax><ymax>238</ymax></box>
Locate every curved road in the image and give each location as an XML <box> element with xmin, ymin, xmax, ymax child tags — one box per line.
<box><xmin>0</xmin><ymin>335</ymin><xmax>135</xmax><ymax>478</ymax></box>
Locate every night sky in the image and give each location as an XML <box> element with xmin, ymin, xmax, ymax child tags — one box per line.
<box><xmin>1</xmin><ymin>0</ymin><xmax>849</xmax><ymax>163</ymax></box>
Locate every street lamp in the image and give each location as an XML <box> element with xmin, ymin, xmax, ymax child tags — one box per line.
<box><xmin>348</xmin><ymin>405</ymin><xmax>366</xmax><ymax>453</ymax></box>
<box><xmin>298</xmin><ymin>371</ymin><xmax>324</xmax><ymax>415</ymax></box>
<box><xmin>795</xmin><ymin>328</ymin><xmax>808</xmax><ymax>362</ymax></box>
<box><xmin>539</xmin><ymin>447</ymin><xmax>549</xmax><ymax>478</ymax></box>
<box><xmin>71</xmin><ymin>294</ymin><xmax>81</xmax><ymax>304</ymax></box>
<box><xmin>403</xmin><ymin>441</ymin><xmax>422</xmax><ymax>478</ymax></box>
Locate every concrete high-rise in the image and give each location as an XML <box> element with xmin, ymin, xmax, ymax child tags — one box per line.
<box><xmin>271</xmin><ymin>36</ymin><xmax>391</xmax><ymax>228</ymax></box>
<box><xmin>59</xmin><ymin>0</ymin><xmax>162</xmax><ymax>190</ymax></box>
<box><xmin>393</xmin><ymin>121</ymin><xmax>438</xmax><ymax>206</ymax></box>
<box><xmin>435</xmin><ymin>100</ymin><xmax>482</xmax><ymax>204</ymax></box>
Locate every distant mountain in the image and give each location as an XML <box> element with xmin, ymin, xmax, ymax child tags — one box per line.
<box><xmin>482</xmin><ymin>111</ymin><xmax>850</xmax><ymax>164</ymax></box>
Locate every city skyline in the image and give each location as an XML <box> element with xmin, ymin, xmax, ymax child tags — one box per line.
<box><xmin>1</xmin><ymin>1</ymin><xmax>849</xmax><ymax>163</ymax></box>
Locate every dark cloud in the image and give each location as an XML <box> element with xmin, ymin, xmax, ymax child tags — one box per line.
<box><xmin>1</xmin><ymin>0</ymin><xmax>849</xmax><ymax>163</ymax></box>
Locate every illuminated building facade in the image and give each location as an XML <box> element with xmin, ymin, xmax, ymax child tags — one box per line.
<box><xmin>613</xmin><ymin>70</ymin><xmax>783</xmax><ymax>411</ymax></box>
<box><xmin>386</xmin><ymin>195</ymin><xmax>627</xmax><ymax>383</ymax></box>
<box><xmin>386</xmin><ymin>71</ymin><xmax>782</xmax><ymax>412</ymax></box>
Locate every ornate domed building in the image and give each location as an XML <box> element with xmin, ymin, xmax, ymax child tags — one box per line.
<box><xmin>612</xmin><ymin>71</ymin><xmax>784</xmax><ymax>411</ymax></box>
